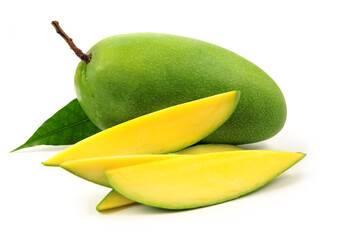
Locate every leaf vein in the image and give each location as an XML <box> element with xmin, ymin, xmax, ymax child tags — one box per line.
<box><xmin>28</xmin><ymin>119</ymin><xmax>91</xmax><ymax>144</ymax></box>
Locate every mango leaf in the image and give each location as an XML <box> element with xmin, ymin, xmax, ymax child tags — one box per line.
<box><xmin>11</xmin><ymin>99</ymin><xmax>101</xmax><ymax>152</ymax></box>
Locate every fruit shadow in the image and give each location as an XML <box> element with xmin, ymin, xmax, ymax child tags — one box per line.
<box><xmin>126</xmin><ymin>172</ymin><xmax>303</xmax><ymax>215</ymax></box>
<box><xmin>237</xmin><ymin>142</ymin><xmax>269</xmax><ymax>150</ymax></box>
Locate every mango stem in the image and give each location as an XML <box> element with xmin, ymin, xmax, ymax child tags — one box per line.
<box><xmin>51</xmin><ymin>21</ymin><xmax>92</xmax><ymax>64</ymax></box>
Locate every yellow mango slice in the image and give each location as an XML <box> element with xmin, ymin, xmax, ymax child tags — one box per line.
<box><xmin>96</xmin><ymin>190</ymin><xmax>135</xmax><ymax>211</ymax></box>
<box><xmin>175</xmin><ymin>144</ymin><xmax>242</xmax><ymax>154</ymax></box>
<box><xmin>60</xmin><ymin>155</ymin><xmax>183</xmax><ymax>187</ymax></box>
<box><xmin>60</xmin><ymin>144</ymin><xmax>242</xmax><ymax>211</ymax></box>
<box><xmin>43</xmin><ymin>91</ymin><xmax>240</xmax><ymax>166</ymax></box>
<box><xmin>60</xmin><ymin>144</ymin><xmax>242</xmax><ymax>187</ymax></box>
<box><xmin>105</xmin><ymin>150</ymin><xmax>305</xmax><ymax>210</ymax></box>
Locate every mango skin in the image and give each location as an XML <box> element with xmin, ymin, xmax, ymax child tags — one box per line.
<box><xmin>75</xmin><ymin>33</ymin><xmax>286</xmax><ymax>144</ymax></box>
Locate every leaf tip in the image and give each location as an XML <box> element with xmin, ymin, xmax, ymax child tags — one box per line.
<box><xmin>10</xmin><ymin>146</ymin><xmax>22</xmax><ymax>153</ymax></box>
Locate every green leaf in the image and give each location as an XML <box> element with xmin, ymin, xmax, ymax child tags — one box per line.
<box><xmin>11</xmin><ymin>99</ymin><xmax>101</xmax><ymax>152</ymax></box>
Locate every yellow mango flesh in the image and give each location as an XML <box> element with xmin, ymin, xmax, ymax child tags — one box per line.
<box><xmin>96</xmin><ymin>190</ymin><xmax>135</xmax><ymax>211</ymax></box>
<box><xmin>105</xmin><ymin>150</ymin><xmax>305</xmax><ymax>210</ymax></box>
<box><xmin>60</xmin><ymin>144</ymin><xmax>242</xmax><ymax>211</ymax></box>
<box><xmin>60</xmin><ymin>155</ymin><xmax>183</xmax><ymax>187</ymax></box>
<box><xmin>60</xmin><ymin>144</ymin><xmax>242</xmax><ymax>188</ymax></box>
<box><xmin>43</xmin><ymin>91</ymin><xmax>239</xmax><ymax>166</ymax></box>
<box><xmin>175</xmin><ymin>144</ymin><xmax>242</xmax><ymax>154</ymax></box>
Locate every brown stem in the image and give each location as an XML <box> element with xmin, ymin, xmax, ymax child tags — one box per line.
<box><xmin>51</xmin><ymin>21</ymin><xmax>92</xmax><ymax>64</ymax></box>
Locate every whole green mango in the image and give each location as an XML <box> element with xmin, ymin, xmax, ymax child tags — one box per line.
<box><xmin>74</xmin><ymin>33</ymin><xmax>286</xmax><ymax>144</ymax></box>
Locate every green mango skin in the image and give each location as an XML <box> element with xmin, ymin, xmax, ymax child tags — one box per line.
<box><xmin>75</xmin><ymin>33</ymin><xmax>286</xmax><ymax>144</ymax></box>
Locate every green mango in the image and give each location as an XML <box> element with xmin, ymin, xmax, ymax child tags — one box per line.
<box><xmin>75</xmin><ymin>33</ymin><xmax>286</xmax><ymax>144</ymax></box>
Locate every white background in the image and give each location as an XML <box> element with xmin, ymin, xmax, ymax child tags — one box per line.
<box><xmin>1</xmin><ymin>0</ymin><xmax>336</xmax><ymax>239</ymax></box>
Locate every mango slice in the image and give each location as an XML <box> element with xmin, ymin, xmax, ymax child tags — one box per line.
<box><xmin>96</xmin><ymin>190</ymin><xmax>135</xmax><ymax>211</ymax></box>
<box><xmin>60</xmin><ymin>155</ymin><xmax>183</xmax><ymax>187</ymax></box>
<box><xmin>105</xmin><ymin>150</ymin><xmax>305</xmax><ymax>210</ymax></box>
<box><xmin>60</xmin><ymin>144</ymin><xmax>242</xmax><ymax>187</ymax></box>
<box><xmin>43</xmin><ymin>91</ymin><xmax>240</xmax><ymax>166</ymax></box>
<box><xmin>60</xmin><ymin>144</ymin><xmax>241</xmax><ymax>211</ymax></box>
<box><xmin>175</xmin><ymin>144</ymin><xmax>242</xmax><ymax>154</ymax></box>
